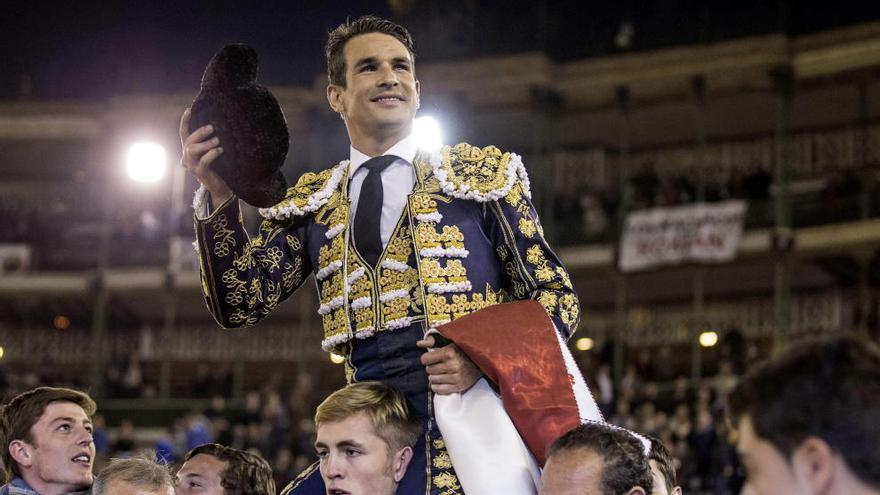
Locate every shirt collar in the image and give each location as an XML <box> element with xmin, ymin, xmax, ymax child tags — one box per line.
<box><xmin>348</xmin><ymin>132</ymin><xmax>418</xmax><ymax>178</ymax></box>
<box><xmin>7</xmin><ymin>477</ymin><xmax>89</xmax><ymax>495</ymax></box>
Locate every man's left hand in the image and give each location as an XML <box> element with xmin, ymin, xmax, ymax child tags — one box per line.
<box><xmin>417</xmin><ymin>336</ymin><xmax>483</xmax><ymax>395</ymax></box>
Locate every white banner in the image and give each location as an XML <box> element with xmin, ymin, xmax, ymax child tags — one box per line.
<box><xmin>618</xmin><ymin>200</ymin><xmax>747</xmax><ymax>272</ymax></box>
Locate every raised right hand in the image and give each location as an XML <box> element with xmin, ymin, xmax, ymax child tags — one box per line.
<box><xmin>179</xmin><ymin>108</ymin><xmax>234</xmax><ymax>208</ymax></box>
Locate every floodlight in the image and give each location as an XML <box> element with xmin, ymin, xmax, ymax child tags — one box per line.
<box><xmin>699</xmin><ymin>331</ymin><xmax>719</xmax><ymax>348</ymax></box>
<box><xmin>126</xmin><ymin>142</ymin><xmax>167</xmax><ymax>183</ymax></box>
<box><xmin>575</xmin><ymin>337</ymin><xmax>594</xmax><ymax>351</ymax></box>
<box><xmin>413</xmin><ymin>116</ymin><xmax>443</xmax><ymax>151</ymax></box>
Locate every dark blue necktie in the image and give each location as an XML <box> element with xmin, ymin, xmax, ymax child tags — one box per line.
<box><xmin>354</xmin><ymin>155</ymin><xmax>399</xmax><ymax>266</ymax></box>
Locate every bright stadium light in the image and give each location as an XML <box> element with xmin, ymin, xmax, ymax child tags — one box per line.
<box><xmin>0</xmin><ymin>346</ymin><xmax>4</xmax><ymax>361</ymax></box>
<box><xmin>699</xmin><ymin>331</ymin><xmax>719</xmax><ymax>348</ymax></box>
<box><xmin>575</xmin><ymin>337</ymin><xmax>594</xmax><ymax>351</ymax></box>
<box><xmin>413</xmin><ymin>116</ymin><xmax>443</xmax><ymax>151</ymax></box>
<box><xmin>330</xmin><ymin>353</ymin><xmax>345</xmax><ymax>364</ymax></box>
<box><xmin>126</xmin><ymin>142</ymin><xmax>167</xmax><ymax>183</ymax></box>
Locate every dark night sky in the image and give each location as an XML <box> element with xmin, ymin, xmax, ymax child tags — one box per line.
<box><xmin>3</xmin><ymin>1</ymin><xmax>880</xmax><ymax>100</ymax></box>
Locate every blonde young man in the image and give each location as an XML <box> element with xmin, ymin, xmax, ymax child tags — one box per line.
<box><xmin>0</xmin><ymin>387</ymin><xmax>96</xmax><ymax>495</ymax></box>
<box><xmin>182</xmin><ymin>14</ymin><xmax>579</xmax><ymax>495</ymax></box>
<box><xmin>280</xmin><ymin>381</ymin><xmax>419</xmax><ymax>495</ymax></box>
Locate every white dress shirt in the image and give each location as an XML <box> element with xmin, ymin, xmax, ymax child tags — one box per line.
<box><xmin>348</xmin><ymin>134</ymin><xmax>418</xmax><ymax>249</ymax></box>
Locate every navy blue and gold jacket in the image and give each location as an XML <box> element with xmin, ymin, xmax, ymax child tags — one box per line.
<box><xmin>195</xmin><ymin>142</ymin><xmax>580</xmax><ymax>494</ymax></box>
<box><xmin>194</xmin><ymin>143</ymin><xmax>579</xmax><ymax>352</ymax></box>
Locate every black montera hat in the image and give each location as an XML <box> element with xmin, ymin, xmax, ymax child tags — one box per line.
<box><xmin>188</xmin><ymin>44</ymin><xmax>289</xmax><ymax>208</ymax></box>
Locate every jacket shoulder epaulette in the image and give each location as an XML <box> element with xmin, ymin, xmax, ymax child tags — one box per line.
<box><xmin>259</xmin><ymin>161</ymin><xmax>348</xmax><ymax>220</ymax></box>
<box><xmin>432</xmin><ymin>142</ymin><xmax>531</xmax><ymax>202</ymax></box>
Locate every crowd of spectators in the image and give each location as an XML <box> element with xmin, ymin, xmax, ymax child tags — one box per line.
<box><xmin>3</xmin><ymin>334</ymin><xmax>875</xmax><ymax>494</ymax></box>
<box><xmin>591</xmin><ymin>359</ymin><xmax>746</xmax><ymax>494</ymax></box>
<box><xmin>0</xmin><ymin>340</ymin><xmax>760</xmax><ymax>494</ymax></box>
<box><xmin>552</xmin><ymin>166</ymin><xmax>878</xmax><ymax>245</ymax></box>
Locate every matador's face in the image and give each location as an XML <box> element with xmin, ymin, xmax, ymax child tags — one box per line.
<box><xmin>327</xmin><ymin>32</ymin><xmax>420</xmax><ymax>146</ymax></box>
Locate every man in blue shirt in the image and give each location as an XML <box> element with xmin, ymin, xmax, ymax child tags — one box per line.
<box><xmin>0</xmin><ymin>387</ymin><xmax>96</xmax><ymax>495</ymax></box>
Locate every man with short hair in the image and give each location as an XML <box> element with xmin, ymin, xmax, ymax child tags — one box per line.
<box><xmin>93</xmin><ymin>455</ymin><xmax>175</xmax><ymax>495</ymax></box>
<box><xmin>182</xmin><ymin>13</ymin><xmax>579</xmax><ymax>495</ymax></box>
<box><xmin>540</xmin><ymin>422</ymin><xmax>653</xmax><ymax>495</ymax></box>
<box><xmin>0</xmin><ymin>387</ymin><xmax>96</xmax><ymax>495</ymax></box>
<box><xmin>647</xmin><ymin>436</ymin><xmax>682</xmax><ymax>495</ymax></box>
<box><xmin>730</xmin><ymin>335</ymin><xmax>880</xmax><ymax>495</ymax></box>
<box><xmin>176</xmin><ymin>443</ymin><xmax>274</xmax><ymax>495</ymax></box>
<box><xmin>282</xmin><ymin>381</ymin><xmax>419</xmax><ymax>495</ymax></box>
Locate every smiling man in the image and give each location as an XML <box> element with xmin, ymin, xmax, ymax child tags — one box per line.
<box><xmin>291</xmin><ymin>382</ymin><xmax>419</xmax><ymax>495</ymax></box>
<box><xmin>176</xmin><ymin>443</ymin><xmax>274</xmax><ymax>495</ymax></box>
<box><xmin>0</xmin><ymin>387</ymin><xmax>96</xmax><ymax>495</ymax></box>
<box><xmin>183</xmin><ymin>14</ymin><xmax>579</xmax><ymax>495</ymax></box>
<box><xmin>730</xmin><ymin>335</ymin><xmax>880</xmax><ymax>495</ymax></box>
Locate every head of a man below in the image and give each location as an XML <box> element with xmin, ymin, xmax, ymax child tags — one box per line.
<box><xmin>541</xmin><ymin>423</ymin><xmax>653</xmax><ymax>495</ymax></box>
<box><xmin>93</xmin><ymin>455</ymin><xmax>175</xmax><ymax>495</ymax></box>
<box><xmin>315</xmin><ymin>381</ymin><xmax>420</xmax><ymax>495</ymax></box>
<box><xmin>730</xmin><ymin>334</ymin><xmax>880</xmax><ymax>495</ymax></box>
<box><xmin>176</xmin><ymin>443</ymin><xmax>275</xmax><ymax>495</ymax></box>
<box><xmin>646</xmin><ymin>436</ymin><xmax>681</xmax><ymax>495</ymax></box>
<box><xmin>0</xmin><ymin>387</ymin><xmax>96</xmax><ymax>495</ymax></box>
<box><xmin>325</xmin><ymin>15</ymin><xmax>420</xmax><ymax>156</ymax></box>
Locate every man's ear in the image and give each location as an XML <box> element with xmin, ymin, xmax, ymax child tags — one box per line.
<box><xmin>791</xmin><ymin>437</ymin><xmax>834</xmax><ymax>493</ymax></box>
<box><xmin>671</xmin><ymin>487</ymin><xmax>683</xmax><ymax>495</ymax></box>
<box><xmin>9</xmin><ymin>440</ymin><xmax>33</xmax><ymax>469</ymax></box>
<box><xmin>327</xmin><ymin>85</ymin><xmax>344</xmax><ymax>116</ymax></box>
<box><xmin>624</xmin><ymin>487</ymin><xmax>646</xmax><ymax>495</ymax></box>
<box><xmin>392</xmin><ymin>446</ymin><xmax>414</xmax><ymax>483</ymax></box>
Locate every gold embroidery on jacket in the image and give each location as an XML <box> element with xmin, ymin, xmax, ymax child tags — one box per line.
<box><xmin>559</xmin><ymin>293</ymin><xmax>580</xmax><ymax>326</ymax></box>
<box><xmin>518</xmin><ymin>217</ymin><xmax>537</xmax><ymax>238</ymax></box>
<box><xmin>526</xmin><ymin>245</ymin><xmax>555</xmax><ymax>282</ymax></box>
<box><xmin>318</xmin><ymin>235</ymin><xmax>344</xmax><ymax>269</ymax></box>
<box><xmin>432</xmin><ymin>451</ymin><xmax>452</xmax><ymax>469</ymax></box>
<box><xmin>354</xmin><ymin>305</ymin><xmax>375</xmax><ymax>332</ymax></box>
<box><xmin>505</xmin><ymin>261</ymin><xmax>527</xmax><ymax>298</ymax></box>
<box><xmin>433</xmin><ymin>472</ymin><xmax>462</xmax><ymax>494</ymax></box>
<box><xmin>441</xmin><ymin>143</ymin><xmax>510</xmax><ymax>196</ymax></box>
<box><xmin>411</xmin><ymin>195</ymin><xmax>439</xmax><ymax>215</ymax></box>
<box><xmin>556</xmin><ymin>266</ymin><xmax>573</xmax><ymax>289</ymax></box>
<box><xmin>322</xmin><ymin>308</ymin><xmax>348</xmax><ymax>336</ymax></box>
<box><xmin>537</xmin><ymin>292</ymin><xmax>558</xmax><ymax>312</ymax></box>
<box><xmin>415</xmin><ymin>224</ymin><xmax>465</xmax><ymax>250</ymax></box>
<box><xmin>283</xmin><ymin>168</ymin><xmax>336</xmax><ymax>212</ymax></box>
<box><xmin>384</xmin><ymin>228</ymin><xmax>414</xmax><ymax>263</ymax></box>
<box><xmin>320</xmin><ymin>271</ymin><xmax>344</xmax><ymax>302</ymax></box>
<box><xmin>504</xmin><ymin>182</ymin><xmax>524</xmax><ymax>209</ymax></box>
<box><xmin>430</xmin><ymin>438</ymin><xmax>463</xmax><ymax>495</ymax></box>
<box><xmin>281</xmin><ymin>259</ymin><xmax>303</xmax><ymax>291</ymax></box>
<box><xmin>425</xmin><ymin>288</ymin><xmax>501</xmax><ymax>322</ymax></box>
<box><xmin>350</xmin><ymin>276</ymin><xmax>372</xmax><ymax>302</ymax></box>
<box><xmin>221</xmin><ymin>269</ymin><xmax>246</xmax><ymax>305</ymax></box>
<box><xmin>211</xmin><ymin>214</ymin><xmax>235</xmax><ymax>257</ymax></box>
<box><xmin>382</xmin><ymin>298</ymin><xmax>410</xmax><ymax>321</ymax></box>
<box><xmin>377</xmin><ymin>225</ymin><xmax>421</xmax><ymax>326</ymax></box>
<box><xmin>421</xmin><ymin>259</ymin><xmax>468</xmax><ymax>285</ymax></box>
